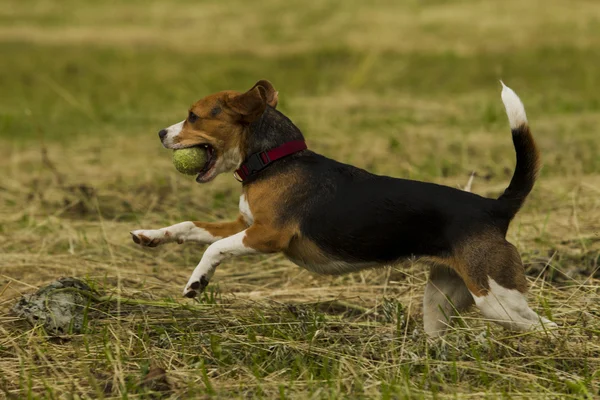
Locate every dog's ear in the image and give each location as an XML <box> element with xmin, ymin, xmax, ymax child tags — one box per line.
<box><xmin>253</xmin><ymin>80</ymin><xmax>278</xmax><ymax>108</ymax></box>
<box><xmin>226</xmin><ymin>80</ymin><xmax>278</xmax><ymax>122</ymax></box>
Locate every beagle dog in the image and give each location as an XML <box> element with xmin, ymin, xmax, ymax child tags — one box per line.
<box><xmin>131</xmin><ymin>80</ymin><xmax>557</xmax><ymax>337</ymax></box>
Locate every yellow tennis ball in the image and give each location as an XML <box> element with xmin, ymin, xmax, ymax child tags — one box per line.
<box><xmin>172</xmin><ymin>147</ymin><xmax>207</xmax><ymax>175</ymax></box>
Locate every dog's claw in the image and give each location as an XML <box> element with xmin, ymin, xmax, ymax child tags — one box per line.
<box><xmin>130</xmin><ymin>232</ymin><xmax>141</xmax><ymax>244</ymax></box>
<box><xmin>131</xmin><ymin>230</ymin><xmax>162</xmax><ymax>247</ymax></box>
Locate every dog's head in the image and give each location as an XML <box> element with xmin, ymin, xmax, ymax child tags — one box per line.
<box><xmin>159</xmin><ymin>80</ymin><xmax>279</xmax><ymax>183</ymax></box>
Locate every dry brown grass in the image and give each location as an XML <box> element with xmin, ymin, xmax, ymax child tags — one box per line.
<box><xmin>1</xmin><ymin>126</ymin><xmax>598</xmax><ymax>399</ymax></box>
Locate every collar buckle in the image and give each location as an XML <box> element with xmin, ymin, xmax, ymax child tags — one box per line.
<box><xmin>245</xmin><ymin>151</ymin><xmax>271</xmax><ymax>174</ymax></box>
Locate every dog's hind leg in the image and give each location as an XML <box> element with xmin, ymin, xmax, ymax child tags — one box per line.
<box><xmin>471</xmin><ymin>277</ymin><xmax>557</xmax><ymax>332</ymax></box>
<box><xmin>423</xmin><ymin>265</ymin><xmax>474</xmax><ymax>337</ymax></box>
<box><xmin>460</xmin><ymin>240</ymin><xmax>557</xmax><ymax>332</ymax></box>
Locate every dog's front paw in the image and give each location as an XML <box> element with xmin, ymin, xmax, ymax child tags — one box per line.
<box><xmin>130</xmin><ymin>229</ymin><xmax>170</xmax><ymax>247</ymax></box>
<box><xmin>183</xmin><ymin>276</ymin><xmax>209</xmax><ymax>298</ymax></box>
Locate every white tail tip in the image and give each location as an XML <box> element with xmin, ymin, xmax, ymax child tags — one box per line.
<box><xmin>500</xmin><ymin>81</ymin><xmax>528</xmax><ymax>130</ymax></box>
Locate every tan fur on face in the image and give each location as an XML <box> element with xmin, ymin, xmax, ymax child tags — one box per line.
<box><xmin>173</xmin><ymin>91</ymin><xmax>245</xmax><ymax>169</ymax></box>
<box><xmin>170</xmin><ymin>81</ymin><xmax>280</xmax><ymax>176</ymax></box>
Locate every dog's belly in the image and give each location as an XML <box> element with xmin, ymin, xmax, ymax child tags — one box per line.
<box><xmin>284</xmin><ymin>235</ymin><xmax>383</xmax><ymax>275</ymax></box>
<box><xmin>286</xmin><ymin>255</ymin><xmax>381</xmax><ymax>275</ymax></box>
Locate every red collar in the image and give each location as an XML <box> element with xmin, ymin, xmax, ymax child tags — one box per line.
<box><xmin>234</xmin><ymin>140</ymin><xmax>307</xmax><ymax>182</ymax></box>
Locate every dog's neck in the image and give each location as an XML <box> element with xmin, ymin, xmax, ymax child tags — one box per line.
<box><xmin>245</xmin><ymin>107</ymin><xmax>305</xmax><ymax>158</ymax></box>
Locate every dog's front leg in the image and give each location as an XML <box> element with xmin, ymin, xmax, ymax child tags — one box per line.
<box><xmin>131</xmin><ymin>216</ymin><xmax>248</xmax><ymax>247</ymax></box>
<box><xmin>182</xmin><ymin>224</ymin><xmax>284</xmax><ymax>298</ymax></box>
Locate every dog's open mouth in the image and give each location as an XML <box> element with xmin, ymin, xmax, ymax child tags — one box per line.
<box><xmin>195</xmin><ymin>144</ymin><xmax>217</xmax><ymax>183</ymax></box>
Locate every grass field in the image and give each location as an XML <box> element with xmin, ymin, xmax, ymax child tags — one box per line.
<box><xmin>1</xmin><ymin>0</ymin><xmax>599</xmax><ymax>398</ymax></box>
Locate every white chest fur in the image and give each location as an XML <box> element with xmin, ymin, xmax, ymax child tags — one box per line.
<box><xmin>238</xmin><ymin>194</ymin><xmax>254</xmax><ymax>225</ymax></box>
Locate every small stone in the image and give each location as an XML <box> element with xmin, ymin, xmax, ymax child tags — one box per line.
<box><xmin>11</xmin><ymin>277</ymin><xmax>95</xmax><ymax>336</ymax></box>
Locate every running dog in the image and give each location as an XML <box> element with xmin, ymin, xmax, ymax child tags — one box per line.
<box><xmin>131</xmin><ymin>80</ymin><xmax>557</xmax><ymax>336</ymax></box>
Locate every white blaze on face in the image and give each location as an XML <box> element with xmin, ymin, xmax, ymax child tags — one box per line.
<box><xmin>161</xmin><ymin>120</ymin><xmax>185</xmax><ymax>148</ymax></box>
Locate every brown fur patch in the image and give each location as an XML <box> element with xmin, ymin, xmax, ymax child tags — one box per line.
<box><xmin>193</xmin><ymin>215</ymin><xmax>249</xmax><ymax>238</ymax></box>
<box><xmin>242</xmin><ymin>223</ymin><xmax>298</xmax><ymax>253</ymax></box>
<box><xmin>240</xmin><ymin>170</ymin><xmax>305</xmax><ymax>253</ymax></box>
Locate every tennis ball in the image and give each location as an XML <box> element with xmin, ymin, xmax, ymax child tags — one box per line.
<box><xmin>172</xmin><ymin>147</ymin><xmax>207</xmax><ymax>175</ymax></box>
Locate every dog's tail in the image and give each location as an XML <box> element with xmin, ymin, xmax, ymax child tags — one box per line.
<box><xmin>496</xmin><ymin>82</ymin><xmax>540</xmax><ymax>221</ymax></box>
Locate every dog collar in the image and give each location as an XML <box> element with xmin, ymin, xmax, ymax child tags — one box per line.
<box><xmin>234</xmin><ymin>140</ymin><xmax>307</xmax><ymax>182</ymax></box>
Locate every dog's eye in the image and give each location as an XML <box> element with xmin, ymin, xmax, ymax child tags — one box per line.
<box><xmin>188</xmin><ymin>112</ymin><xmax>198</xmax><ymax>123</ymax></box>
<box><xmin>210</xmin><ymin>106</ymin><xmax>221</xmax><ymax>117</ymax></box>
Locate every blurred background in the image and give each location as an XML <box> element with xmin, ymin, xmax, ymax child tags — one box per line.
<box><xmin>2</xmin><ymin>0</ymin><xmax>600</xmax><ymax>174</ymax></box>
<box><xmin>0</xmin><ymin>0</ymin><xmax>599</xmax><ymax>397</ymax></box>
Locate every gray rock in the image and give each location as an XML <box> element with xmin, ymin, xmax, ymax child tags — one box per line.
<box><xmin>12</xmin><ymin>277</ymin><xmax>95</xmax><ymax>336</ymax></box>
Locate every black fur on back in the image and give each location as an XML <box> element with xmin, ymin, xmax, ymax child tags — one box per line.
<box><xmin>244</xmin><ymin>108</ymin><xmax>511</xmax><ymax>264</ymax></box>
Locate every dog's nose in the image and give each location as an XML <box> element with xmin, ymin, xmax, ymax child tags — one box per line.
<box><xmin>158</xmin><ymin>129</ymin><xmax>168</xmax><ymax>141</ymax></box>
